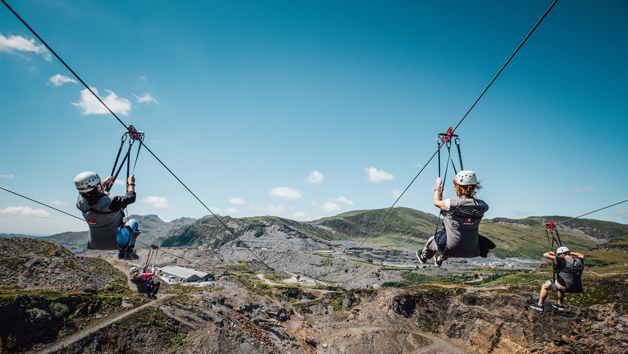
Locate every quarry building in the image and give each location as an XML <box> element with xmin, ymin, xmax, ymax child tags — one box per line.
<box><xmin>160</xmin><ymin>265</ymin><xmax>215</xmax><ymax>282</ymax></box>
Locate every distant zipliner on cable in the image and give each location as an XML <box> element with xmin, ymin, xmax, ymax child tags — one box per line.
<box><xmin>73</xmin><ymin>126</ymin><xmax>144</xmax><ymax>260</ymax></box>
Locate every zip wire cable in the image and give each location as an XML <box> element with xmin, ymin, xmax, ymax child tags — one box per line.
<box><xmin>0</xmin><ymin>186</ymin><xmax>85</xmax><ymax>222</ymax></box>
<box><xmin>450</xmin><ymin>0</ymin><xmax>558</xmax><ymax>134</ymax></box>
<box><xmin>356</xmin><ymin>147</ymin><xmax>441</xmax><ymax>247</ymax></box>
<box><xmin>356</xmin><ymin>0</ymin><xmax>559</xmax><ymax>247</ymax></box>
<box><xmin>494</xmin><ymin>198</ymin><xmax>628</xmax><ymax>246</ymax></box>
<box><xmin>0</xmin><ymin>186</ymin><xmax>227</xmax><ymax>265</ymax></box>
<box><xmin>1</xmin><ymin>0</ymin><xmax>271</xmax><ymax>269</ymax></box>
<box><xmin>0</xmin><ymin>0</ymin><xmax>127</xmax><ymax>131</ymax></box>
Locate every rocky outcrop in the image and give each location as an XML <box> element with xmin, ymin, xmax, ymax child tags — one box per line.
<box><xmin>0</xmin><ymin>237</ymin><xmax>126</xmax><ymax>292</ymax></box>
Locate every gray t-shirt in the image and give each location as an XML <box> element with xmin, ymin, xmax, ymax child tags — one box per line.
<box><xmin>441</xmin><ymin>195</ymin><xmax>489</xmax><ymax>257</ymax></box>
<box><xmin>556</xmin><ymin>257</ymin><xmax>584</xmax><ymax>293</ymax></box>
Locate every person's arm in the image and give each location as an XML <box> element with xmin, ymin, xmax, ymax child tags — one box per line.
<box><xmin>108</xmin><ymin>176</ymin><xmax>136</xmax><ymax>211</ymax></box>
<box><xmin>433</xmin><ymin>177</ymin><xmax>447</xmax><ymax>211</ymax></box>
<box><xmin>543</xmin><ymin>251</ymin><xmax>556</xmax><ymax>261</ymax></box>
<box><xmin>141</xmin><ymin>268</ymin><xmax>156</xmax><ymax>280</ymax></box>
<box><xmin>569</xmin><ymin>252</ymin><xmax>585</xmax><ymax>259</ymax></box>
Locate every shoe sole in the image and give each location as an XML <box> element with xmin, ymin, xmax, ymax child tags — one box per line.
<box><xmin>530</xmin><ymin>305</ymin><xmax>543</xmax><ymax>312</ymax></box>
<box><xmin>434</xmin><ymin>257</ymin><xmax>442</xmax><ymax>267</ymax></box>
<box><xmin>551</xmin><ymin>305</ymin><xmax>565</xmax><ymax>311</ymax></box>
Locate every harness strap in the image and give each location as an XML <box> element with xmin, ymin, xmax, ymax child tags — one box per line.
<box><xmin>132</xmin><ymin>140</ymin><xmax>143</xmax><ymax>175</ymax></box>
<box><xmin>107</xmin><ymin>139</ymin><xmax>126</xmax><ymax>192</ymax></box>
<box><xmin>110</xmin><ymin>147</ymin><xmax>131</xmax><ymax>192</ymax></box>
<box><xmin>455</xmin><ymin>137</ymin><xmax>464</xmax><ymax>171</ymax></box>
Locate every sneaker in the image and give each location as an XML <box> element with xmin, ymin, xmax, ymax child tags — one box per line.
<box><xmin>124</xmin><ymin>251</ymin><xmax>139</xmax><ymax>260</ymax></box>
<box><xmin>434</xmin><ymin>256</ymin><xmax>443</xmax><ymax>267</ymax></box>
<box><xmin>416</xmin><ymin>250</ymin><xmax>427</xmax><ymax>264</ymax></box>
<box><xmin>530</xmin><ymin>304</ymin><xmax>544</xmax><ymax>311</ymax></box>
<box><xmin>551</xmin><ymin>303</ymin><xmax>565</xmax><ymax>311</ymax></box>
<box><xmin>117</xmin><ymin>250</ymin><xmax>125</xmax><ymax>259</ymax></box>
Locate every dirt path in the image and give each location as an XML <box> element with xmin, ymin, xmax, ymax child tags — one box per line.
<box><xmin>112</xmin><ymin>261</ymin><xmax>134</xmax><ymax>288</ymax></box>
<box><xmin>256</xmin><ymin>273</ymin><xmax>280</xmax><ymax>285</ymax></box>
<box><xmin>30</xmin><ymin>294</ymin><xmax>176</xmax><ymax>354</ymax></box>
<box><xmin>411</xmin><ymin>332</ymin><xmax>467</xmax><ymax>354</ymax></box>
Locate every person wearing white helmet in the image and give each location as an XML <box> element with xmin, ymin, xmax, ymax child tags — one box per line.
<box><xmin>530</xmin><ymin>246</ymin><xmax>585</xmax><ymax>311</ymax></box>
<box><xmin>130</xmin><ymin>264</ymin><xmax>160</xmax><ymax>299</ymax></box>
<box><xmin>74</xmin><ymin>171</ymin><xmax>140</xmax><ymax>260</ymax></box>
<box><xmin>417</xmin><ymin>170</ymin><xmax>492</xmax><ymax>267</ymax></box>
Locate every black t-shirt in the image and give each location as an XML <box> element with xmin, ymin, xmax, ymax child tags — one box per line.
<box><xmin>556</xmin><ymin>256</ymin><xmax>584</xmax><ymax>293</ymax></box>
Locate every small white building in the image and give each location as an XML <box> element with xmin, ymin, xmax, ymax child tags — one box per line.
<box><xmin>304</xmin><ymin>279</ymin><xmax>316</xmax><ymax>287</ymax></box>
<box><xmin>160</xmin><ymin>266</ymin><xmax>214</xmax><ymax>282</ymax></box>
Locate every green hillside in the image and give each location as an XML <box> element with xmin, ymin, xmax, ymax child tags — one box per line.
<box><xmin>159</xmin><ymin>207</ymin><xmax>628</xmax><ymax>259</ymax></box>
<box><xmin>307</xmin><ymin>207</ymin><xmax>439</xmax><ymax>247</ymax></box>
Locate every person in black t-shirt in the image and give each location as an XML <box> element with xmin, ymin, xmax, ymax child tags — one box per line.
<box><xmin>530</xmin><ymin>246</ymin><xmax>585</xmax><ymax>311</ymax></box>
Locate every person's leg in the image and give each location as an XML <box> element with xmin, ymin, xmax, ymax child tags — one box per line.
<box><xmin>538</xmin><ymin>280</ymin><xmax>551</xmax><ymax>305</ymax></box>
<box><xmin>126</xmin><ymin>219</ymin><xmax>139</xmax><ymax>232</ymax></box>
<box><xmin>421</xmin><ymin>236</ymin><xmax>438</xmax><ymax>260</ymax></box>
<box><xmin>125</xmin><ymin>219</ymin><xmax>139</xmax><ymax>247</ymax></box>
<box><xmin>151</xmin><ymin>281</ymin><xmax>160</xmax><ymax>295</ymax></box>
<box><xmin>557</xmin><ymin>290</ymin><xmax>565</xmax><ymax>306</ymax></box>
<box><xmin>117</xmin><ymin>227</ymin><xmax>138</xmax><ymax>260</ymax></box>
<box><xmin>117</xmin><ymin>227</ymin><xmax>131</xmax><ymax>249</ymax></box>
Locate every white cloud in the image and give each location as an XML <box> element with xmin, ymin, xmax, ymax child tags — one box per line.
<box><xmin>365</xmin><ymin>167</ymin><xmax>395</xmax><ymax>183</ymax></box>
<box><xmin>72</xmin><ymin>87</ymin><xmax>132</xmax><ymax>116</ymax></box>
<box><xmin>252</xmin><ymin>205</ymin><xmax>286</xmax><ymax>215</ymax></box>
<box><xmin>414</xmin><ymin>162</ymin><xmax>424</xmax><ymax>168</ymax></box>
<box><xmin>114</xmin><ymin>179</ymin><xmax>126</xmax><ymax>185</ymax></box>
<box><xmin>224</xmin><ymin>207</ymin><xmax>239</xmax><ymax>214</ymax></box>
<box><xmin>210</xmin><ymin>206</ymin><xmax>221</xmax><ymax>213</ymax></box>
<box><xmin>269</xmin><ymin>187</ymin><xmax>302</xmax><ymax>200</ymax></box>
<box><xmin>0</xmin><ymin>33</ymin><xmax>51</xmax><ymax>61</ymax></box>
<box><xmin>140</xmin><ymin>76</ymin><xmax>147</xmax><ymax>80</ymax></box>
<box><xmin>141</xmin><ymin>196</ymin><xmax>169</xmax><ymax>208</ymax></box>
<box><xmin>230</xmin><ymin>197</ymin><xmax>245</xmax><ymax>205</ymax></box>
<box><xmin>0</xmin><ymin>174</ymin><xmax>15</xmax><ymax>179</ymax></box>
<box><xmin>52</xmin><ymin>200</ymin><xmax>69</xmax><ymax>206</ymax></box>
<box><xmin>312</xmin><ymin>201</ymin><xmax>342</xmax><ymax>213</ymax></box>
<box><xmin>133</xmin><ymin>93</ymin><xmax>159</xmax><ymax>105</ymax></box>
<box><xmin>305</xmin><ymin>170</ymin><xmax>324</xmax><ymax>184</ymax></box>
<box><xmin>335</xmin><ymin>196</ymin><xmax>354</xmax><ymax>205</ymax></box>
<box><xmin>570</xmin><ymin>186</ymin><xmax>594</xmax><ymax>193</ymax></box>
<box><xmin>392</xmin><ymin>189</ymin><xmax>407</xmax><ymax>199</ymax></box>
<box><xmin>48</xmin><ymin>74</ymin><xmax>77</xmax><ymax>86</ymax></box>
<box><xmin>290</xmin><ymin>211</ymin><xmax>306</xmax><ymax>220</ymax></box>
<box><xmin>615</xmin><ymin>208</ymin><xmax>628</xmax><ymax>221</ymax></box>
<box><xmin>0</xmin><ymin>206</ymin><xmax>50</xmax><ymax>218</ymax></box>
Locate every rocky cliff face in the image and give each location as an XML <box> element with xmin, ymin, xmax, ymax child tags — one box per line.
<box><xmin>39</xmin><ymin>277</ymin><xmax>628</xmax><ymax>354</ymax></box>
<box><xmin>0</xmin><ymin>237</ymin><xmax>125</xmax><ymax>292</ymax></box>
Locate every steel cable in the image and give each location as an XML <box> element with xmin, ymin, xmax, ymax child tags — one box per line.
<box><xmin>357</xmin><ymin>0</ymin><xmax>559</xmax><ymax>246</ymax></box>
<box><xmin>1</xmin><ymin>0</ymin><xmax>271</xmax><ymax>269</ymax></box>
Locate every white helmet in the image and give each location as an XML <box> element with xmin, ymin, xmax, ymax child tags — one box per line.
<box><xmin>556</xmin><ymin>246</ymin><xmax>570</xmax><ymax>255</ymax></box>
<box><xmin>455</xmin><ymin>170</ymin><xmax>478</xmax><ymax>186</ymax></box>
<box><xmin>74</xmin><ymin>171</ymin><xmax>101</xmax><ymax>193</ymax></box>
<box><xmin>129</xmin><ymin>267</ymin><xmax>139</xmax><ymax>274</ymax></box>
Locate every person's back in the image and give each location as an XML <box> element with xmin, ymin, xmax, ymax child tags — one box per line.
<box><xmin>77</xmin><ymin>193</ymin><xmax>125</xmax><ymax>250</ymax></box>
<box><xmin>417</xmin><ymin>170</ymin><xmax>491</xmax><ymax>266</ymax></box>
<box><xmin>74</xmin><ymin>171</ymin><xmax>139</xmax><ymax>259</ymax></box>
<box><xmin>555</xmin><ymin>254</ymin><xmax>584</xmax><ymax>293</ymax></box>
<box><xmin>530</xmin><ymin>247</ymin><xmax>585</xmax><ymax>312</ymax></box>
<box><xmin>130</xmin><ymin>267</ymin><xmax>149</xmax><ymax>293</ymax></box>
<box><xmin>441</xmin><ymin>194</ymin><xmax>489</xmax><ymax>257</ymax></box>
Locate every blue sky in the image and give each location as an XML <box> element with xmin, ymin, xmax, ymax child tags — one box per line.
<box><xmin>1</xmin><ymin>0</ymin><xmax>627</xmax><ymax>235</ymax></box>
